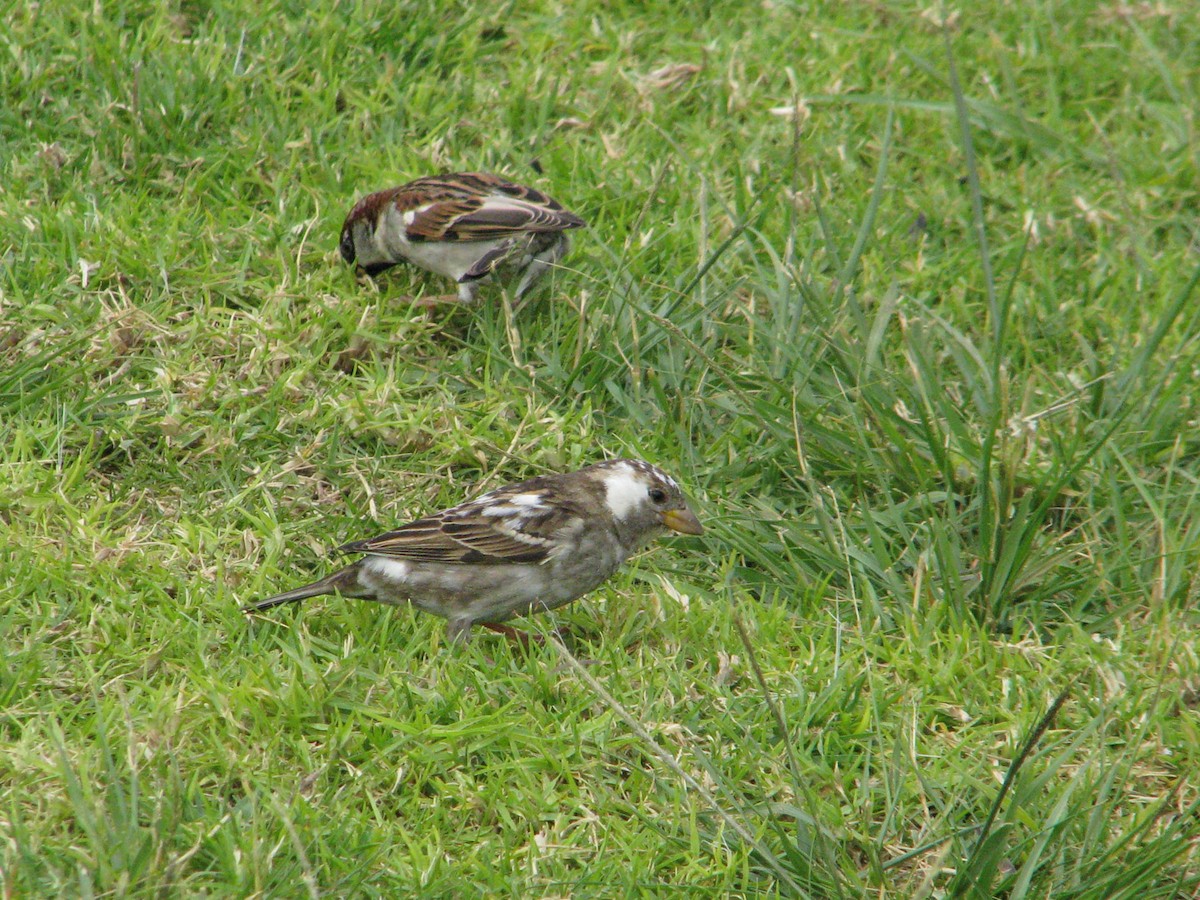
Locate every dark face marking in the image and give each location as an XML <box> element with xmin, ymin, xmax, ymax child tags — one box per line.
<box><xmin>339</xmin><ymin>226</ymin><xmax>357</xmax><ymax>264</ymax></box>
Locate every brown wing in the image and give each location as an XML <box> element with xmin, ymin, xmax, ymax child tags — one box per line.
<box><xmin>336</xmin><ymin>484</ymin><xmax>585</xmax><ymax>565</ymax></box>
<box><xmin>400</xmin><ymin>173</ymin><xmax>585</xmax><ymax>243</ymax></box>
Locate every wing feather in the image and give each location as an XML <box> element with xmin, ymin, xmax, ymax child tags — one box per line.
<box><xmin>336</xmin><ymin>486</ymin><xmax>586</xmax><ymax>566</ymax></box>
<box><xmin>397</xmin><ymin>173</ymin><xmax>585</xmax><ymax>243</ymax></box>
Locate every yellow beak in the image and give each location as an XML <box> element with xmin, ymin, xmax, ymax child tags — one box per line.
<box><xmin>661</xmin><ymin>507</ymin><xmax>704</xmax><ymax>535</ymax></box>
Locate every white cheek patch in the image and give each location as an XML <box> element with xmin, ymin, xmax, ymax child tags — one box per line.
<box><xmin>365</xmin><ymin>556</ymin><xmax>411</xmax><ymax>581</ymax></box>
<box><xmin>603</xmin><ymin>465</ymin><xmax>646</xmax><ymax>521</ymax></box>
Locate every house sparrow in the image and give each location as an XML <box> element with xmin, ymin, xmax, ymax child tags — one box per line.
<box><xmin>339</xmin><ymin>172</ymin><xmax>586</xmax><ymax>304</ymax></box>
<box><xmin>244</xmin><ymin>459</ymin><xmax>704</xmax><ymax>642</ymax></box>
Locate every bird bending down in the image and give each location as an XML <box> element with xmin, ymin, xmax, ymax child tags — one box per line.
<box><xmin>339</xmin><ymin>172</ymin><xmax>585</xmax><ymax>304</ymax></box>
<box><xmin>244</xmin><ymin>459</ymin><xmax>704</xmax><ymax>643</ymax></box>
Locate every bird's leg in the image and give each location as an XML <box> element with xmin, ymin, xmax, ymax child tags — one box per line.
<box><xmin>445</xmin><ymin>618</ymin><xmax>474</xmax><ymax>643</ymax></box>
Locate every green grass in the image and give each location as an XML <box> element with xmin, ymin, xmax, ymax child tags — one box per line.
<box><xmin>3</xmin><ymin>0</ymin><xmax>1200</xmax><ymax>895</ymax></box>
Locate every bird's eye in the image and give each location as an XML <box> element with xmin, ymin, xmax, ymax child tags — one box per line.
<box><xmin>648</xmin><ymin>488</ymin><xmax>668</xmax><ymax>504</ymax></box>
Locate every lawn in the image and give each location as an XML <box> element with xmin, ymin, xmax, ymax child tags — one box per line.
<box><xmin>3</xmin><ymin>0</ymin><xmax>1199</xmax><ymax>896</ymax></box>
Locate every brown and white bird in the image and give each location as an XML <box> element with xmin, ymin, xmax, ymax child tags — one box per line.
<box><xmin>339</xmin><ymin>172</ymin><xmax>586</xmax><ymax>304</ymax></box>
<box><xmin>244</xmin><ymin>459</ymin><xmax>704</xmax><ymax>643</ymax></box>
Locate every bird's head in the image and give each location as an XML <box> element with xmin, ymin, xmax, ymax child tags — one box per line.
<box><xmin>594</xmin><ymin>459</ymin><xmax>704</xmax><ymax>547</ymax></box>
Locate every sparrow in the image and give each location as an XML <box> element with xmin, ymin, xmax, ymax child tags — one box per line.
<box><xmin>244</xmin><ymin>459</ymin><xmax>704</xmax><ymax>643</ymax></box>
<box><xmin>338</xmin><ymin>172</ymin><xmax>586</xmax><ymax>304</ymax></box>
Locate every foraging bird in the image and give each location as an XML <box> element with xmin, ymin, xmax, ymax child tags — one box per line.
<box><xmin>245</xmin><ymin>459</ymin><xmax>703</xmax><ymax>642</ymax></box>
<box><xmin>339</xmin><ymin>172</ymin><xmax>585</xmax><ymax>304</ymax></box>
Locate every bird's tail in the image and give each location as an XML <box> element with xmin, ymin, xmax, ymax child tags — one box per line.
<box><xmin>242</xmin><ymin>566</ymin><xmax>360</xmax><ymax>613</ymax></box>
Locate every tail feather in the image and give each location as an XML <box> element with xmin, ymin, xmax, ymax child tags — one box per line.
<box><xmin>242</xmin><ymin>566</ymin><xmax>359</xmax><ymax>614</ymax></box>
